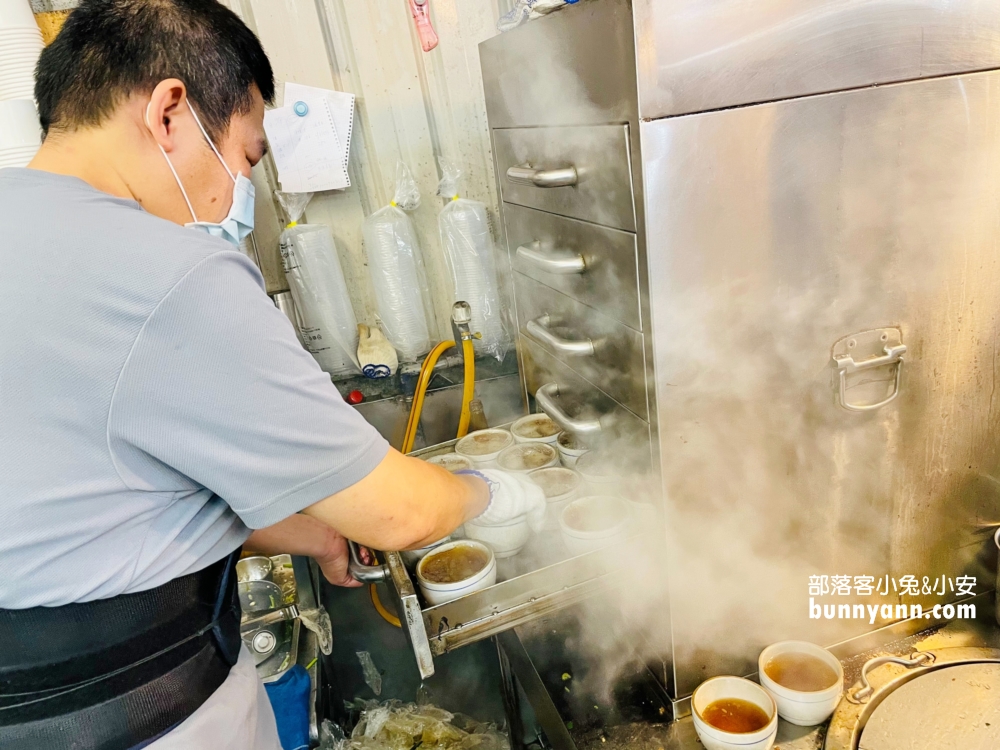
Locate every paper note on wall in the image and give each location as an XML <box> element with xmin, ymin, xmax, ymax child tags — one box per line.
<box><xmin>263</xmin><ymin>89</ymin><xmax>352</xmax><ymax>193</ymax></box>
<box><xmin>284</xmin><ymin>82</ymin><xmax>355</xmax><ymax>171</ymax></box>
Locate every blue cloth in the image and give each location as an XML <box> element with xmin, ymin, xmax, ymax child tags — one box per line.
<box><xmin>264</xmin><ymin>665</ymin><xmax>312</xmax><ymax>750</ymax></box>
<box><xmin>0</xmin><ymin>168</ymin><xmax>389</xmax><ymax>608</ymax></box>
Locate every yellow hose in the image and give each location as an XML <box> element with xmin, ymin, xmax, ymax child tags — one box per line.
<box><xmin>370</xmin><ymin>583</ymin><xmax>402</xmax><ymax>628</ymax></box>
<box><xmin>401</xmin><ymin>340</ymin><xmax>455</xmax><ymax>454</ymax></box>
<box><xmin>456</xmin><ymin>338</ymin><xmax>475</xmax><ymax>438</ymax></box>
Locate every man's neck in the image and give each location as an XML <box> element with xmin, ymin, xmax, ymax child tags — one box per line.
<box><xmin>28</xmin><ymin>127</ymin><xmax>139</xmax><ymax>203</ymax></box>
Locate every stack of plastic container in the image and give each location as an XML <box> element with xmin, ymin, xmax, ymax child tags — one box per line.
<box><xmin>0</xmin><ymin>0</ymin><xmax>42</xmax><ymax>168</ymax></box>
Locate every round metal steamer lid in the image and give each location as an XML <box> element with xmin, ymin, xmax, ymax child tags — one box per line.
<box><xmin>825</xmin><ymin>648</ymin><xmax>1000</xmax><ymax>750</ymax></box>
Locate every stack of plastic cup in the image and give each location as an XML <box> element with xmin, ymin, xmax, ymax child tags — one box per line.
<box><xmin>0</xmin><ymin>0</ymin><xmax>42</xmax><ymax>169</ymax></box>
<box><xmin>0</xmin><ymin>0</ymin><xmax>43</xmax><ymax>101</ymax></box>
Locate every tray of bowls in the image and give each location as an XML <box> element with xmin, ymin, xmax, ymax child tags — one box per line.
<box><xmin>236</xmin><ymin>553</ymin><xmax>302</xmax><ymax>681</ymax></box>
<box><xmin>373</xmin><ymin>415</ymin><xmax>662</xmax><ymax>679</ymax></box>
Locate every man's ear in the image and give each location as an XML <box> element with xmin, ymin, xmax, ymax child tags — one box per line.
<box><xmin>144</xmin><ymin>78</ymin><xmax>188</xmax><ymax>153</ymax></box>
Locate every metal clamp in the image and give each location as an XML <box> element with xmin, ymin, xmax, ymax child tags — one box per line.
<box><xmin>348</xmin><ymin>540</ymin><xmax>389</xmax><ymax>584</ymax></box>
<box><xmin>515</xmin><ymin>242</ymin><xmax>586</xmax><ymax>275</ymax></box>
<box><xmin>526</xmin><ymin>314</ymin><xmax>595</xmax><ymax>357</ymax></box>
<box><xmin>506</xmin><ymin>165</ymin><xmax>578</xmax><ymax>188</ymax></box>
<box><xmin>535</xmin><ymin>382</ymin><xmax>602</xmax><ymax>435</ymax></box>
<box><xmin>832</xmin><ymin>328</ymin><xmax>906</xmax><ymax>412</ymax></box>
<box><xmin>241</xmin><ymin>605</ymin><xmax>300</xmax><ymax>634</ymax></box>
<box><xmin>847</xmin><ymin>651</ymin><xmax>935</xmax><ymax>703</ymax></box>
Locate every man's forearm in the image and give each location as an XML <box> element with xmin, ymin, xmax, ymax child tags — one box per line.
<box><xmin>244</xmin><ymin>513</ymin><xmax>338</xmax><ymax>559</ymax></box>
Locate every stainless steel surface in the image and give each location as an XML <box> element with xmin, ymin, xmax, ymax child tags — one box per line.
<box><xmin>236</xmin><ymin>555</ymin><xmax>273</xmax><ymax>583</ymax></box>
<box><xmin>251</xmin><ymin>630</ymin><xmax>277</xmax><ymax>655</ymax></box>
<box><xmin>259</xmin><ymin>618</ymin><xmax>302</xmax><ymax>683</ymax></box>
<box><xmin>479</xmin><ymin>0</ymin><xmax>638</xmax><ymax>130</ymax></box>
<box><xmin>832</xmin><ymin>328</ymin><xmax>906</xmax><ymax>412</ymax></box>
<box><xmin>858</xmin><ymin>662</ymin><xmax>1000</xmax><ymax>749</ymax></box>
<box><xmin>241</xmin><ymin>605</ymin><xmax>300</xmax><ymax>631</ymax></box>
<box><xmin>506</xmin><ymin>165</ymin><xmax>579</xmax><ymax>189</ymax></box>
<box><xmin>643</xmin><ymin>69</ymin><xmax>1000</xmax><ymax>696</ymax></box>
<box><xmin>521</xmin><ymin>336</ymin><xmax>652</xmax><ymax>461</ymax></box>
<box><xmin>826</xmin><ymin>647</ymin><xmax>1000</xmax><ymax>750</ymax></box>
<box><xmin>422</xmin><ymin>536</ymin><xmax>652</xmax><ymax>656</ymax></box>
<box><xmin>506</xmin><ymin>204</ymin><xmax>641</xmax><ymax>330</ymax></box>
<box><xmin>535</xmin><ymin>382</ymin><xmax>603</xmax><ymax>436</ymax></box>
<box><xmin>238</xmin><ymin>579</ymin><xmax>284</xmax><ymax>613</ymax></box>
<box><xmin>517</xmin><ymin>273</ymin><xmax>647</xmax><ymax>417</ymax></box>
<box><xmin>634</xmin><ymin>0</ymin><xmax>1000</xmax><ymax>121</ymax></box>
<box><xmin>497</xmin><ymin>630</ymin><xmax>578</xmax><ymax>750</ymax></box>
<box><xmin>526</xmin><ymin>314</ymin><xmax>594</xmax><ymax>357</ymax></box>
<box><xmin>383</xmin><ymin>550</ymin><xmax>436</xmax><ymax>680</ymax></box>
<box><xmin>847</xmin><ymin>652</ymin><xmax>935</xmax><ymax>704</ymax></box>
<box><xmin>494</xmin><ymin>125</ymin><xmax>635</xmax><ymax>232</ymax></box>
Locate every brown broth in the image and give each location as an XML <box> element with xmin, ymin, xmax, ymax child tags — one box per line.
<box><xmin>764</xmin><ymin>652</ymin><xmax>839</xmax><ymax>692</ymax></box>
<box><xmin>515</xmin><ymin>416</ymin><xmax>559</xmax><ymax>439</ymax></box>
<box><xmin>420</xmin><ymin>545</ymin><xmax>489</xmax><ymax>584</ymax></box>
<box><xmin>700</xmin><ymin>698</ymin><xmax>770</xmax><ymax>734</ymax></box>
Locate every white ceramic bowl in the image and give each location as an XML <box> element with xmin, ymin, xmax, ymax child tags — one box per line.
<box><xmin>529</xmin><ymin>466</ymin><xmax>582</xmax><ymax>531</ymax></box>
<box><xmin>425</xmin><ymin>452</ymin><xmax>473</xmax><ymax>472</ymax></box>
<box><xmin>758</xmin><ymin>641</ymin><xmax>844</xmax><ymax>726</ymax></box>
<box><xmin>575</xmin><ymin>450</ymin><xmax>621</xmax><ymax>493</ymax></box>
<box><xmin>497</xmin><ymin>442</ymin><xmax>559</xmax><ymax>473</ymax></box>
<box><xmin>463</xmin><ymin>515</ymin><xmax>531</xmax><ymax>559</ymax></box>
<box><xmin>511</xmin><ymin>413</ymin><xmax>561</xmax><ymax>444</ymax></box>
<box><xmin>559</xmin><ymin>496</ymin><xmax>631</xmax><ymax>556</ymax></box>
<box><xmin>555</xmin><ymin>431</ymin><xmax>589</xmax><ymax>467</ymax></box>
<box><xmin>416</xmin><ymin>540</ymin><xmax>496</xmax><ymax>605</ymax></box>
<box><xmin>399</xmin><ymin>535</ymin><xmax>452</xmax><ymax>567</ymax></box>
<box><xmin>0</xmin><ymin>99</ymin><xmax>40</xmax><ymax>151</ymax></box>
<box><xmin>455</xmin><ymin>428</ymin><xmax>513</xmax><ymax>469</ymax></box>
<box><xmin>691</xmin><ymin>676</ymin><xmax>778</xmax><ymax>750</ymax></box>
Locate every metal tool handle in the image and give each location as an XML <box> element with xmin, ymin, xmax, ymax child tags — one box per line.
<box><xmin>241</xmin><ymin>604</ymin><xmax>300</xmax><ymax>632</ymax></box>
<box><xmin>515</xmin><ymin>242</ymin><xmax>586</xmax><ymax>275</ymax></box>
<box><xmin>526</xmin><ymin>314</ymin><xmax>594</xmax><ymax>357</ymax></box>
<box><xmin>835</xmin><ymin>343</ymin><xmax>906</xmax><ymax>412</ymax></box>
<box><xmin>506</xmin><ymin>165</ymin><xmax>578</xmax><ymax>188</ymax></box>
<box><xmin>348</xmin><ymin>540</ymin><xmax>389</xmax><ymax>583</ymax></box>
<box><xmin>535</xmin><ymin>382</ymin><xmax>602</xmax><ymax>435</ymax></box>
<box><xmin>847</xmin><ymin>651</ymin><xmax>935</xmax><ymax>703</ymax></box>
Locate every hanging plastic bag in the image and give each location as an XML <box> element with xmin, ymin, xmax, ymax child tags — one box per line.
<box><xmin>276</xmin><ymin>191</ymin><xmax>361</xmax><ymax>379</ymax></box>
<box><xmin>361</xmin><ymin>162</ymin><xmax>433</xmax><ymax>362</ymax></box>
<box><xmin>437</xmin><ymin>160</ymin><xmax>510</xmax><ymax>361</ymax></box>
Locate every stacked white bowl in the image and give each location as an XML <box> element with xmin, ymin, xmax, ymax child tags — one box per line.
<box><xmin>0</xmin><ymin>0</ymin><xmax>42</xmax><ymax>168</ymax></box>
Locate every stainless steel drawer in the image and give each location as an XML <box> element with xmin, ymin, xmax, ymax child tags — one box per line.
<box><xmin>520</xmin><ymin>337</ymin><xmax>651</xmax><ymax>470</ymax></box>
<box><xmin>505</xmin><ymin>203</ymin><xmax>641</xmax><ymax>330</ymax></box>
<box><xmin>515</xmin><ymin>273</ymin><xmax>647</xmax><ymax>419</ymax></box>
<box><xmin>494</xmin><ymin>125</ymin><xmax>636</xmax><ymax>232</ymax></box>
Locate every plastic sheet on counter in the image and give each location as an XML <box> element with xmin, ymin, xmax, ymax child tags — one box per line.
<box><xmin>437</xmin><ymin>161</ymin><xmax>510</xmax><ymax>361</ymax></box>
<box><xmin>322</xmin><ymin>700</ymin><xmax>510</xmax><ymax>750</ymax></box>
<box><xmin>277</xmin><ymin>191</ymin><xmax>361</xmax><ymax>379</ymax></box>
<box><xmin>361</xmin><ymin>163</ymin><xmax>433</xmax><ymax>362</ymax></box>
<box><xmin>356</xmin><ymin>651</ymin><xmax>383</xmax><ymax>696</ymax></box>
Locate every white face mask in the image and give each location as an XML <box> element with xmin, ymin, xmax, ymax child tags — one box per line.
<box><xmin>145</xmin><ymin>101</ymin><xmax>255</xmax><ymax>247</ymax></box>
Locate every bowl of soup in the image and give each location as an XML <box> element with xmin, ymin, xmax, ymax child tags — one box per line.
<box><xmin>559</xmin><ymin>496</ymin><xmax>631</xmax><ymax>556</ymax></box>
<box><xmin>758</xmin><ymin>641</ymin><xmax>843</xmax><ymax>726</ymax></box>
<box><xmin>455</xmin><ymin>429</ymin><xmax>513</xmax><ymax>468</ymax></box>
<box><xmin>415</xmin><ymin>540</ymin><xmax>496</xmax><ymax>605</ymax></box>
<box><xmin>511</xmin><ymin>413</ymin><xmax>560</xmax><ymax>444</ymax></box>
<box><xmin>497</xmin><ymin>442</ymin><xmax>559</xmax><ymax>473</ymax></box>
<box><xmin>692</xmin><ymin>676</ymin><xmax>778</xmax><ymax>750</ymax></box>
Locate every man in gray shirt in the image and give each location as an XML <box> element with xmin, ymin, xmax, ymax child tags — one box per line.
<box><xmin>0</xmin><ymin>1</ymin><xmax>541</xmax><ymax>747</ymax></box>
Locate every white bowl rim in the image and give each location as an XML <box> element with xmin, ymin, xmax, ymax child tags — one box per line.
<box><xmin>454</xmin><ymin>428</ymin><xmax>513</xmax><ymax>458</ymax></box>
<box><xmin>691</xmin><ymin>676</ymin><xmax>778</xmax><ymax>744</ymax></box>
<box><xmin>497</xmin><ymin>441</ymin><xmax>558</xmax><ymax>470</ymax></box>
<box><xmin>758</xmin><ymin>640</ymin><xmax>844</xmax><ymax>700</ymax></box>
<box><xmin>416</xmin><ymin>539</ymin><xmax>496</xmax><ymax>590</ymax></box>
<box><xmin>559</xmin><ymin>495</ymin><xmax>631</xmax><ymax>538</ymax></box>
<box><xmin>528</xmin><ymin>466</ymin><xmax>582</xmax><ymax>501</ymax></box>
<box><xmin>510</xmin><ymin>413</ymin><xmax>560</xmax><ymax>439</ymax></box>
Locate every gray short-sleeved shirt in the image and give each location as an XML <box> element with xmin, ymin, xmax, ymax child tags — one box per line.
<box><xmin>0</xmin><ymin>167</ymin><xmax>389</xmax><ymax>746</ymax></box>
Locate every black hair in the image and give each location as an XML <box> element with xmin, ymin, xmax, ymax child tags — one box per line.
<box><xmin>35</xmin><ymin>0</ymin><xmax>275</xmax><ymax>140</ymax></box>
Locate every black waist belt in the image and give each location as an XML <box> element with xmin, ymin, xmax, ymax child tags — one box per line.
<box><xmin>0</xmin><ymin>549</ymin><xmax>242</xmax><ymax>750</ymax></box>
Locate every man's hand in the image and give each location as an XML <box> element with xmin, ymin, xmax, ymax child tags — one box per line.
<box><xmin>314</xmin><ymin>528</ymin><xmax>362</xmax><ymax>588</ymax></box>
<box><xmin>244</xmin><ymin>514</ymin><xmax>363</xmax><ymax>588</ymax></box>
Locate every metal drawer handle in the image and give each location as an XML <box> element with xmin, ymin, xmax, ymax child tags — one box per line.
<box><xmin>535</xmin><ymin>382</ymin><xmax>602</xmax><ymax>435</ymax></box>
<box><xmin>506</xmin><ymin>165</ymin><xmax>578</xmax><ymax>188</ymax></box>
<box><xmin>832</xmin><ymin>328</ymin><xmax>906</xmax><ymax>412</ymax></box>
<box><xmin>347</xmin><ymin>540</ymin><xmax>389</xmax><ymax>583</ymax></box>
<box><xmin>847</xmin><ymin>651</ymin><xmax>935</xmax><ymax>704</ymax></box>
<box><xmin>516</xmin><ymin>242</ymin><xmax>586</xmax><ymax>275</ymax></box>
<box><xmin>526</xmin><ymin>315</ymin><xmax>594</xmax><ymax>357</ymax></box>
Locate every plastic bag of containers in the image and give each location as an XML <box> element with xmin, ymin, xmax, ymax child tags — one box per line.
<box><xmin>437</xmin><ymin>161</ymin><xmax>510</xmax><ymax>361</ymax></box>
<box><xmin>329</xmin><ymin>700</ymin><xmax>510</xmax><ymax>750</ymax></box>
<box><xmin>277</xmin><ymin>191</ymin><xmax>361</xmax><ymax>379</ymax></box>
<box><xmin>362</xmin><ymin>163</ymin><xmax>433</xmax><ymax>362</ymax></box>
